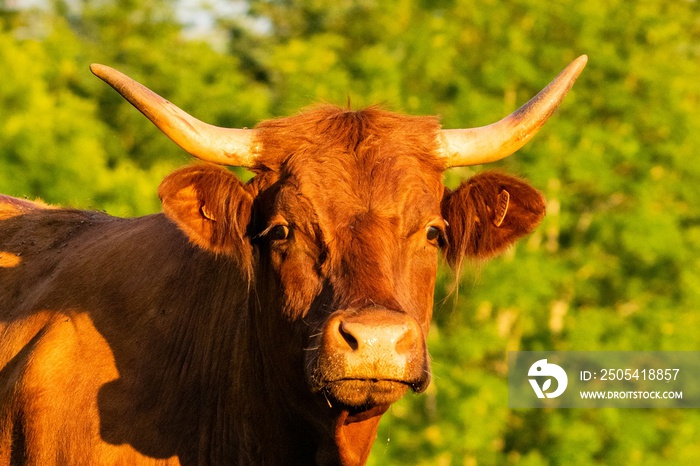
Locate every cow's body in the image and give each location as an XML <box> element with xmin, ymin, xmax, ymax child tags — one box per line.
<box><xmin>0</xmin><ymin>57</ymin><xmax>585</xmax><ymax>465</ymax></box>
<box><xmin>0</xmin><ymin>207</ymin><xmax>240</xmax><ymax>464</ymax></box>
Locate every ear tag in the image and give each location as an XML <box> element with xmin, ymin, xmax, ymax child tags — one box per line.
<box><xmin>200</xmin><ymin>204</ymin><xmax>216</xmax><ymax>222</ymax></box>
<box><xmin>493</xmin><ymin>190</ymin><xmax>510</xmax><ymax>227</ymax></box>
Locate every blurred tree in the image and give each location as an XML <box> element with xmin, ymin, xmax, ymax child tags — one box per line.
<box><xmin>0</xmin><ymin>0</ymin><xmax>271</xmax><ymax>214</ymax></box>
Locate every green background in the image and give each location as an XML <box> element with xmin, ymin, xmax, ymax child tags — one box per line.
<box><xmin>1</xmin><ymin>0</ymin><xmax>699</xmax><ymax>464</ymax></box>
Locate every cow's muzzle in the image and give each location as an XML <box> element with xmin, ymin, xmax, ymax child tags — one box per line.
<box><xmin>307</xmin><ymin>307</ymin><xmax>430</xmax><ymax>408</ymax></box>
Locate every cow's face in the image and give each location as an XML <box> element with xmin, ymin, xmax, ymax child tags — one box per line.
<box><xmin>249</xmin><ymin>109</ymin><xmax>446</xmax><ymax>409</ymax></box>
<box><xmin>157</xmin><ymin>107</ymin><xmax>546</xmax><ymax>413</ymax></box>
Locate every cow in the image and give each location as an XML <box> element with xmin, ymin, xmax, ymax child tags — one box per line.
<box><xmin>0</xmin><ymin>55</ymin><xmax>586</xmax><ymax>465</ymax></box>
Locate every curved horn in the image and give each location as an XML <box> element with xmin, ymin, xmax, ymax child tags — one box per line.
<box><xmin>90</xmin><ymin>64</ymin><xmax>259</xmax><ymax>167</ymax></box>
<box><xmin>438</xmin><ymin>55</ymin><xmax>588</xmax><ymax>167</ymax></box>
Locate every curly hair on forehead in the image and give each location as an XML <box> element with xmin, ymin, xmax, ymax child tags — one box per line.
<box><xmin>252</xmin><ymin>105</ymin><xmax>445</xmax><ymax>173</ymax></box>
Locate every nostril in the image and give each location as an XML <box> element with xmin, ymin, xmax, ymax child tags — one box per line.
<box><xmin>395</xmin><ymin>323</ymin><xmax>417</xmax><ymax>355</ymax></box>
<box><xmin>338</xmin><ymin>322</ymin><xmax>359</xmax><ymax>351</ymax></box>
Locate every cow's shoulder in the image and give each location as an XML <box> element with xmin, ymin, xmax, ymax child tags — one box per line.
<box><xmin>0</xmin><ymin>311</ymin><xmax>178</xmax><ymax>464</ymax></box>
<box><xmin>0</xmin><ymin>201</ymin><xmax>120</xmax><ymax>324</ymax></box>
<box><xmin>0</xmin><ymin>311</ymin><xmax>118</xmax><ymax>399</ymax></box>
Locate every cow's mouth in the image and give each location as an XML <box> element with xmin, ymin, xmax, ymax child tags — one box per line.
<box><xmin>323</xmin><ymin>378</ymin><xmax>416</xmax><ymax>408</ymax></box>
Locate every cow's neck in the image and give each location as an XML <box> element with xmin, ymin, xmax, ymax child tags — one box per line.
<box><xmin>139</xmin><ymin>246</ymin><xmax>316</xmax><ymax>464</ymax></box>
<box><xmin>101</xmin><ymin>231</ymin><xmax>249</xmax><ymax>463</ymax></box>
<box><xmin>320</xmin><ymin>408</ymin><xmax>387</xmax><ymax>466</ymax></box>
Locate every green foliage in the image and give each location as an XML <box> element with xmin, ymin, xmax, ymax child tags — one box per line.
<box><xmin>1</xmin><ymin>0</ymin><xmax>700</xmax><ymax>464</ymax></box>
<box><xmin>0</xmin><ymin>1</ymin><xmax>270</xmax><ymax>215</ymax></box>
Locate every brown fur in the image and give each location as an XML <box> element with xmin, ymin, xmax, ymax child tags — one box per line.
<box><xmin>0</xmin><ymin>195</ymin><xmax>53</xmax><ymax>220</ymax></box>
<box><xmin>0</xmin><ymin>106</ymin><xmax>545</xmax><ymax>465</ymax></box>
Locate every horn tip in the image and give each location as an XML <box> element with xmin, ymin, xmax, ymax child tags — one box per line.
<box><xmin>570</xmin><ymin>55</ymin><xmax>589</xmax><ymax>74</ymax></box>
<box><xmin>90</xmin><ymin>63</ymin><xmax>110</xmax><ymax>78</ymax></box>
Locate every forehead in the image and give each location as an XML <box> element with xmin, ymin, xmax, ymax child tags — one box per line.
<box><xmin>254</xmin><ymin>106</ymin><xmax>446</xmax><ymax>229</ymax></box>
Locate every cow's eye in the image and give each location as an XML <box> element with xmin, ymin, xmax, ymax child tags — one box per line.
<box><xmin>426</xmin><ymin>226</ymin><xmax>441</xmax><ymax>243</ymax></box>
<box><xmin>270</xmin><ymin>225</ymin><xmax>290</xmax><ymax>241</ymax></box>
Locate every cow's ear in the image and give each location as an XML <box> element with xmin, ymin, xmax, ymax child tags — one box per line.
<box><xmin>441</xmin><ymin>171</ymin><xmax>546</xmax><ymax>266</ymax></box>
<box><xmin>158</xmin><ymin>165</ymin><xmax>253</xmax><ymax>257</ymax></box>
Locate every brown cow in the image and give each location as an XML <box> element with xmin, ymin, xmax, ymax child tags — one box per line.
<box><xmin>0</xmin><ymin>56</ymin><xmax>586</xmax><ymax>465</ymax></box>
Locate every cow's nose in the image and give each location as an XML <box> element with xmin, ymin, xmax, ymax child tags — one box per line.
<box><xmin>334</xmin><ymin>318</ymin><xmax>418</xmax><ymax>356</ymax></box>
<box><xmin>325</xmin><ymin>309</ymin><xmax>424</xmax><ymax>377</ymax></box>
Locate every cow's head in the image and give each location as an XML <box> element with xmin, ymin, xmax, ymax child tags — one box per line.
<box><xmin>91</xmin><ymin>56</ymin><xmax>585</xmax><ymax>460</ymax></box>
